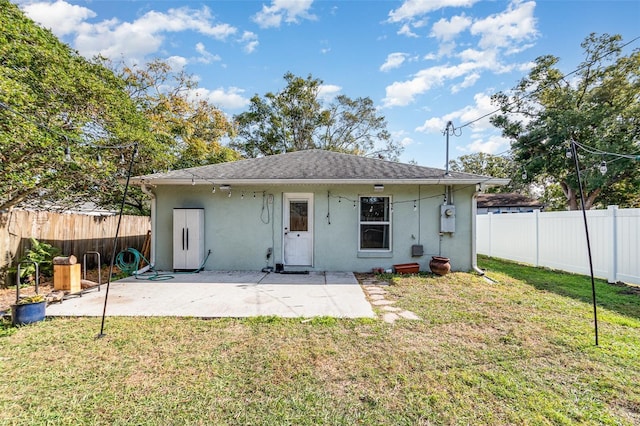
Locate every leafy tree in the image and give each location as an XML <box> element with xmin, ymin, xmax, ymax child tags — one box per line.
<box><xmin>539</xmin><ymin>182</ymin><xmax>569</xmax><ymax>211</ymax></box>
<box><xmin>0</xmin><ymin>0</ymin><xmax>154</xmax><ymax>212</ymax></box>
<box><xmin>109</xmin><ymin>58</ymin><xmax>239</xmax><ymax>169</ymax></box>
<box><xmin>448</xmin><ymin>152</ymin><xmax>524</xmax><ymax>194</ymax></box>
<box><xmin>231</xmin><ymin>72</ymin><xmax>401</xmax><ymax>160</ymax></box>
<box><xmin>491</xmin><ymin>33</ymin><xmax>640</xmax><ymax>210</ymax></box>
<box><xmin>96</xmin><ymin>59</ymin><xmax>240</xmax><ymax>213</ymax></box>
<box><xmin>0</xmin><ymin>0</ymin><xmax>238</xmax><ymax>215</ymax></box>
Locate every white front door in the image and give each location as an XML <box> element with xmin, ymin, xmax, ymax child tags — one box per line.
<box><xmin>283</xmin><ymin>193</ymin><xmax>313</xmax><ymax>266</ymax></box>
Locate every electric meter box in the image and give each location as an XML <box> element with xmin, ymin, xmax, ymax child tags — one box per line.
<box><xmin>440</xmin><ymin>205</ymin><xmax>456</xmax><ymax>233</ymax></box>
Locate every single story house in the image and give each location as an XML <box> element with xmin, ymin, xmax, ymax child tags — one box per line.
<box><xmin>476</xmin><ymin>193</ymin><xmax>544</xmax><ymax>214</ymax></box>
<box><xmin>131</xmin><ymin>150</ymin><xmax>508</xmax><ymax>273</ymax></box>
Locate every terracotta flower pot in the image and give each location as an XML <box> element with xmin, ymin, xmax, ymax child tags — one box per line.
<box><xmin>393</xmin><ymin>263</ymin><xmax>420</xmax><ymax>274</ymax></box>
<box><xmin>429</xmin><ymin>256</ymin><xmax>451</xmax><ymax>276</ymax></box>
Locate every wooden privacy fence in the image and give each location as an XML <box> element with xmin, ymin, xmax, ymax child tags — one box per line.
<box><xmin>477</xmin><ymin>206</ymin><xmax>640</xmax><ymax>285</ymax></box>
<box><xmin>0</xmin><ymin>210</ymin><xmax>150</xmax><ymax>284</ymax></box>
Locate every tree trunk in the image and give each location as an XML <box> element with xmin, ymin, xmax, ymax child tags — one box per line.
<box><xmin>0</xmin><ymin>187</ymin><xmax>39</xmax><ymax>211</ymax></box>
<box><xmin>583</xmin><ymin>188</ymin><xmax>602</xmax><ymax>210</ymax></box>
<box><xmin>561</xmin><ymin>181</ymin><xmax>601</xmax><ymax>210</ymax></box>
<box><xmin>561</xmin><ymin>182</ymin><xmax>579</xmax><ymax>210</ymax></box>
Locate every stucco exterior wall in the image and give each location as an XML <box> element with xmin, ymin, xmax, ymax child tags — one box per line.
<box><xmin>151</xmin><ymin>184</ymin><xmax>476</xmax><ymax>273</ymax></box>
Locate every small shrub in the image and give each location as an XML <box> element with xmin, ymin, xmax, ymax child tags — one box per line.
<box><xmin>12</xmin><ymin>238</ymin><xmax>61</xmax><ymax>283</ymax></box>
<box><xmin>16</xmin><ymin>294</ymin><xmax>45</xmax><ymax>305</ymax></box>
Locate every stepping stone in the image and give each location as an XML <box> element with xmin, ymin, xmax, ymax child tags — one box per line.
<box><xmin>382</xmin><ymin>312</ymin><xmax>399</xmax><ymax>324</ymax></box>
<box><xmin>365</xmin><ymin>287</ymin><xmax>388</xmax><ymax>295</ymax></box>
<box><xmin>368</xmin><ymin>294</ymin><xmax>386</xmax><ymax>301</ymax></box>
<box><xmin>398</xmin><ymin>311</ymin><xmax>421</xmax><ymax>320</ymax></box>
<box><xmin>371</xmin><ymin>299</ymin><xmax>396</xmax><ymax>306</ymax></box>
<box><xmin>381</xmin><ymin>306</ymin><xmax>401</xmax><ymax>312</ymax></box>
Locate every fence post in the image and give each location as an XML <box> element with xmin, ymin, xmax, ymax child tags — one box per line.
<box><xmin>607</xmin><ymin>205</ymin><xmax>618</xmax><ymax>283</ymax></box>
<box><xmin>487</xmin><ymin>212</ymin><xmax>493</xmax><ymax>257</ymax></box>
<box><xmin>534</xmin><ymin>209</ymin><xmax>540</xmax><ymax>267</ymax></box>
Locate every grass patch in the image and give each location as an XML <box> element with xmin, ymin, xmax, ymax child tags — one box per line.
<box><xmin>1</xmin><ymin>258</ymin><xmax>639</xmax><ymax>425</ymax></box>
<box><xmin>479</xmin><ymin>255</ymin><xmax>640</xmax><ymax>320</ymax></box>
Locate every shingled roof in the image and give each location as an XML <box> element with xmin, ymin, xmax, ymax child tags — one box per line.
<box><xmin>131</xmin><ymin>149</ymin><xmax>509</xmax><ymax>186</ymax></box>
<box><xmin>477</xmin><ymin>193</ymin><xmax>544</xmax><ymax>208</ymax></box>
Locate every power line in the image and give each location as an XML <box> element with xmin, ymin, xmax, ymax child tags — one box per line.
<box><xmin>449</xmin><ymin>35</ymin><xmax>640</xmax><ymax>132</ymax></box>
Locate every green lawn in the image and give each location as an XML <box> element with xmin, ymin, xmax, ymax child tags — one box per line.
<box><xmin>1</xmin><ymin>256</ymin><xmax>638</xmax><ymax>425</ymax></box>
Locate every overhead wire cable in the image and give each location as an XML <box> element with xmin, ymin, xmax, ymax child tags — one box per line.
<box><xmin>453</xmin><ymin>35</ymin><xmax>640</xmax><ymax>132</ymax></box>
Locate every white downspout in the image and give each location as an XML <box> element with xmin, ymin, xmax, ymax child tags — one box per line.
<box><xmin>138</xmin><ymin>183</ymin><xmax>156</xmax><ymax>274</ymax></box>
<box><xmin>471</xmin><ymin>188</ymin><xmax>485</xmax><ymax>276</ymax></box>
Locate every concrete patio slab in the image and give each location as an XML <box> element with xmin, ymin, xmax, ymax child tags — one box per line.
<box><xmin>45</xmin><ymin>271</ymin><xmax>375</xmax><ymax>319</ymax></box>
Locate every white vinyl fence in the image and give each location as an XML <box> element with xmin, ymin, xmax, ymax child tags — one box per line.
<box><xmin>477</xmin><ymin>206</ymin><xmax>640</xmax><ymax>285</ymax></box>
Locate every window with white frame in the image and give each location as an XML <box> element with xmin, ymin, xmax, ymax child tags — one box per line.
<box><xmin>359</xmin><ymin>196</ymin><xmax>391</xmax><ymax>250</ymax></box>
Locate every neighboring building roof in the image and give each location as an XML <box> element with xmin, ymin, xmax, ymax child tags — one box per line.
<box><xmin>477</xmin><ymin>193</ymin><xmax>544</xmax><ymax>209</ymax></box>
<box><xmin>131</xmin><ymin>149</ymin><xmax>510</xmax><ymax>186</ymax></box>
<box><xmin>14</xmin><ymin>200</ymin><xmax>117</xmax><ymax>216</ymax></box>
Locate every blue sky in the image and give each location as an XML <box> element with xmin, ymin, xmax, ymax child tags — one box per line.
<box><xmin>15</xmin><ymin>0</ymin><xmax>640</xmax><ymax>168</ymax></box>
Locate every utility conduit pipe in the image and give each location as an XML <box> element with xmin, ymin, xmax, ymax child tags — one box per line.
<box><xmin>471</xmin><ymin>190</ymin><xmax>485</xmax><ymax>276</ymax></box>
<box><xmin>139</xmin><ymin>183</ymin><xmax>156</xmax><ymax>274</ymax></box>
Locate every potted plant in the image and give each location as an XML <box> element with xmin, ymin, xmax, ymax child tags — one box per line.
<box><xmin>11</xmin><ymin>294</ymin><xmax>46</xmax><ymax>326</ymax></box>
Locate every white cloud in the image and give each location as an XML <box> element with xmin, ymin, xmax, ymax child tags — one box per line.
<box><xmin>398</xmin><ymin>23</ymin><xmax>419</xmax><ymax>38</ymax></box>
<box><xmin>253</xmin><ymin>0</ymin><xmax>316</xmax><ymax>29</ymax></box>
<box><xmin>457</xmin><ymin>48</ymin><xmax>513</xmax><ymax>74</ymax></box>
<box><xmin>392</xmin><ymin>130</ymin><xmax>414</xmax><ymax>147</ymax></box>
<box><xmin>414</xmin><ymin>91</ymin><xmax>510</xmax><ymax>156</ymax></box>
<box><xmin>195</xmin><ymin>42</ymin><xmax>221</xmax><ymax>64</ymax></box>
<box><xmin>240</xmin><ymin>31</ymin><xmax>259</xmax><ymax>54</ymax></box>
<box><xmin>21</xmin><ymin>2</ymin><xmax>239</xmax><ymax>63</ymax></box>
<box><xmin>21</xmin><ymin>0</ymin><xmax>95</xmax><ymax>37</ymax></box>
<box><xmin>318</xmin><ymin>84</ymin><xmax>342</xmax><ymax>101</ymax></box>
<box><xmin>191</xmin><ymin>87</ymin><xmax>250</xmax><ymax>110</ymax></box>
<box><xmin>383</xmin><ymin>62</ymin><xmax>479</xmax><ymax>107</ymax></box>
<box><xmin>388</xmin><ymin>0</ymin><xmax>478</xmax><ymax>23</ymax></box>
<box><xmin>451</xmin><ymin>73</ymin><xmax>480</xmax><ymax>93</ymax></box>
<box><xmin>457</xmin><ymin>92</ymin><xmax>496</xmax><ymax>131</ymax></box>
<box><xmin>437</xmin><ymin>41</ymin><xmax>457</xmax><ymax>57</ymax></box>
<box><xmin>415</xmin><ymin>116</ymin><xmax>454</xmax><ymax>134</ymax></box>
<box><xmin>430</xmin><ymin>14</ymin><xmax>472</xmax><ymax>41</ymax></box>
<box><xmin>165</xmin><ymin>56</ymin><xmax>189</xmax><ymax>70</ymax></box>
<box><xmin>380</xmin><ymin>53</ymin><xmax>408</xmax><ymax>72</ymax></box>
<box><xmin>399</xmin><ymin>136</ymin><xmax>414</xmax><ymax>147</ymax></box>
<box><xmin>459</xmin><ymin>134</ymin><xmax>510</xmax><ymax>155</ymax></box>
<box><xmin>470</xmin><ymin>1</ymin><xmax>538</xmax><ymax>50</ymax></box>
<box><xmin>416</xmin><ymin>92</ymin><xmax>495</xmax><ymax>133</ymax></box>
<box><xmin>383</xmin><ymin>1</ymin><xmax>539</xmax><ymax>108</ymax></box>
<box><xmin>195</xmin><ymin>43</ymin><xmax>207</xmax><ymax>55</ymax></box>
<box><xmin>320</xmin><ymin>39</ymin><xmax>331</xmax><ymax>54</ymax></box>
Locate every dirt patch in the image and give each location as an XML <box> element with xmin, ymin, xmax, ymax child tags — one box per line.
<box><xmin>609</xmin><ymin>281</ymin><xmax>640</xmax><ymax>295</ymax></box>
<box><xmin>0</xmin><ymin>266</ymin><xmax>112</xmax><ymax>314</ymax></box>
